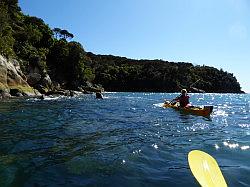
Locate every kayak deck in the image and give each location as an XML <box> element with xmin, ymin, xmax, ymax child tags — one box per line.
<box><xmin>163</xmin><ymin>101</ymin><xmax>213</xmax><ymax>117</ymax></box>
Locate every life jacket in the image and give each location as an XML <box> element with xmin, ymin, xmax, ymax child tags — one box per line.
<box><xmin>178</xmin><ymin>94</ymin><xmax>190</xmax><ymax>107</ymax></box>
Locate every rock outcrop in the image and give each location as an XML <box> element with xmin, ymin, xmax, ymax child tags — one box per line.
<box><xmin>0</xmin><ymin>55</ymin><xmax>104</xmax><ymax>99</ymax></box>
<box><xmin>0</xmin><ymin>55</ymin><xmax>39</xmax><ymax>98</ymax></box>
<box><xmin>27</xmin><ymin>69</ymin><xmax>53</xmax><ymax>94</ymax></box>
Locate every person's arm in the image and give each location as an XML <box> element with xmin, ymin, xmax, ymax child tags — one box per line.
<box><xmin>174</xmin><ymin>96</ymin><xmax>180</xmax><ymax>101</ymax></box>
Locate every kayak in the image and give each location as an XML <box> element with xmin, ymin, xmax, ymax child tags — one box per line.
<box><xmin>163</xmin><ymin>101</ymin><xmax>213</xmax><ymax>117</ymax></box>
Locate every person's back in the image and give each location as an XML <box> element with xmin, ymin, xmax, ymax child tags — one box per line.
<box><xmin>178</xmin><ymin>94</ymin><xmax>190</xmax><ymax>107</ymax></box>
<box><xmin>176</xmin><ymin>89</ymin><xmax>190</xmax><ymax>107</ymax></box>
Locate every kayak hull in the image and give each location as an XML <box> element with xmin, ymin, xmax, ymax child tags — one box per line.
<box><xmin>163</xmin><ymin>102</ymin><xmax>213</xmax><ymax>117</ymax></box>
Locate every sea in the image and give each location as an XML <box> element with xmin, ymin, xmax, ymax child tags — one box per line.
<box><xmin>0</xmin><ymin>92</ymin><xmax>249</xmax><ymax>187</ymax></box>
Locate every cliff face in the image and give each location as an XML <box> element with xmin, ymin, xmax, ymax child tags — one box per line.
<box><xmin>0</xmin><ymin>55</ymin><xmax>39</xmax><ymax>98</ymax></box>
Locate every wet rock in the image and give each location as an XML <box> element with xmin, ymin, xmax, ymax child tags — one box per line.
<box><xmin>10</xmin><ymin>89</ymin><xmax>23</xmax><ymax>97</ymax></box>
<box><xmin>95</xmin><ymin>92</ymin><xmax>103</xmax><ymax>99</ymax></box>
<box><xmin>0</xmin><ymin>89</ymin><xmax>11</xmax><ymax>99</ymax></box>
<box><xmin>27</xmin><ymin>73</ymin><xmax>41</xmax><ymax>86</ymax></box>
<box><xmin>41</xmin><ymin>74</ymin><xmax>52</xmax><ymax>89</ymax></box>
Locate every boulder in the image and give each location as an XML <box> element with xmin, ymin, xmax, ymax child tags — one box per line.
<box><xmin>11</xmin><ymin>59</ymin><xmax>27</xmax><ymax>81</ymax></box>
<box><xmin>0</xmin><ymin>90</ymin><xmax>11</xmax><ymax>99</ymax></box>
<box><xmin>81</xmin><ymin>81</ymin><xmax>104</xmax><ymax>93</ymax></box>
<box><xmin>34</xmin><ymin>84</ymin><xmax>48</xmax><ymax>94</ymax></box>
<box><xmin>10</xmin><ymin>89</ymin><xmax>23</xmax><ymax>97</ymax></box>
<box><xmin>25</xmin><ymin>59</ymin><xmax>54</xmax><ymax>94</ymax></box>
<box><xmin>41</xmin><ymin>74</ymin><xmax>52</xmax><ymax>89</ymax></box>
<box><xmin>27</xmin><ymin>73</ymin><xmax>42</xmax><ymax>85</ymax></box>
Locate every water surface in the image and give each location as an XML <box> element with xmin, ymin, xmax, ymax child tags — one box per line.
<box><xmin>0</xmin><ymin>93</ymin><xmax>249</xmax><ymax>186</ymax></box>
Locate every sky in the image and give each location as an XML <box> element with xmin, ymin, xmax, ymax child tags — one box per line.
<box><xmin>19</xmin><ymin>0</ymin><xmax>250</xmax><ymax>93</ymax></box>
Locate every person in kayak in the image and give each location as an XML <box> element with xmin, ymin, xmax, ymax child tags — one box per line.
<box><xmin>172</xmin><ymin>89</ymin><xmax>190</xmax><ymax>107</ymax></box>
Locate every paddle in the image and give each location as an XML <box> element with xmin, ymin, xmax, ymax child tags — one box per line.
<box><xmin>189</xmin><ymin>79</ymin><xmax>201</xmax><ymax>89</ymax></box>
<box><xmin>188</xmin><ymin>150</ymin><xmax>227</xmax><ymax>187</ymax></box>
<box><xmin>168</xmin><ymin>94</ymin><xmax>181</xmax><ymax>105</ymax></box>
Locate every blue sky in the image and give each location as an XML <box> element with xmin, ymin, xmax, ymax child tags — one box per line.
<box><xmin>19</xmin><ymin>0</ymin><xmax>250</xmax><ymax>93</ymax></box>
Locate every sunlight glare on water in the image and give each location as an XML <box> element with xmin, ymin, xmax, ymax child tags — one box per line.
<box><xmin>0</xmin><ymin>93</ymin><xmax>249</xmax><ymax>187</ymax></box>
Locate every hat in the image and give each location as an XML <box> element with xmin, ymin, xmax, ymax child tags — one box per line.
<box><xmin>181</xmin><ymin>89</ymin><xmax>187</xmax><ymax>93</ymax></box>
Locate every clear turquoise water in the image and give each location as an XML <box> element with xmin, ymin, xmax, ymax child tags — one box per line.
<box><xmin>0</xmin><ymin>93</ymin><xmax>249</xmax><ymax>187</ymax></box>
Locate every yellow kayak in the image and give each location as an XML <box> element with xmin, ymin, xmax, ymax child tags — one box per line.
<box><xmin>163</xmin><ymin>101</ymin><xmax>213</xmax><ymax>117</ymax></box>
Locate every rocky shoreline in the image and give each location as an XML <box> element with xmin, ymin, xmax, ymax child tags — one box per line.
<box><xmin>0</xmin><ymin>54</ymin><xmax>245</xmax><ymax>100</ymax></box>
<box><xmin>0</xmin><ymin>55</ymin><xmax>103</xmax><ymax>100</ymax></box>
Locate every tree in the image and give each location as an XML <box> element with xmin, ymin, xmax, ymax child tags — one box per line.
<box><xmin>60</xmin><ymin>29</ymin><xmax>74</xmax><ymax>40</ymax></box>
<box><xmin>52</xmin><ymin>28</ymin><xmax>74</xmax><ymax>40</ymax></box>
<box><xmin>23</xmin><ymin>15</ymin><xmax>53</xmax><ymax>48</ymax></box>
<box><xmin>52</xmin><ymin>28</ymin><xmax>61</xmax><ymax>39</ymax></box>
<box><xmin>0</xmin><ymin>2</ymin><xmax>15</xmax><ymax>57</ymax></box>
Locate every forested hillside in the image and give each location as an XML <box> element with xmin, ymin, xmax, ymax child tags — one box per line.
<box><xmin>88</xmin><ymin>53</ymin><xmax>242</xmax><ymax>93</ymax></box>
<box><xmin>0</xmin><ymin>0</ymin><xmax>243</xmax><ymax>94</ymax></box>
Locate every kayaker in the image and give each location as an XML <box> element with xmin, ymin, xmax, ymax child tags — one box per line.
<box><xmin>173</xmin><ymin>89</ymin><xmax>190</xmax><ymax>107</ymax></box>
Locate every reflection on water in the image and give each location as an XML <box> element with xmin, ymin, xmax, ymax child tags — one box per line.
<box><xmin>0</xmin><ymin>93</ymin><xmax>249</xmax><ymax>187</ymax></box>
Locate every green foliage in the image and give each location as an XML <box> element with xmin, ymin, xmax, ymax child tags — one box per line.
<box><xmin>67</xmin><ymin>41</ymin><xmax>86</xmax><ymax>82</ymax></box>
<box><xmin>52</xmin><ymin>28</ymin><xmax>61</xmax><ymax>39</ymax></box>
<box><xmin>47</xmin><ymin>40</ymin><xmax>94</xmax><ymax>88</ymax></box>
<box><xmin>87</xmin><ymin>53</ymin><xmax>242</xmax><ymax>93</ymax></box>
<box><xmin>193</xmin><ymin>65</ymin><xmax>241</xmax><ymax>93</ymax></box>
<box><xmin>47</xmin><ymin>39</ymin><xmax>69</xmax><ymax>79</ymax></box>
<box><xmin>0</xmin><ymin>25</ymin><xmax>15</xmax><ymax>57</ymax></box>
<box><xmin>84</xmin><ymin>67</ymin><xmax>95</xmax><ymax>82</ymax></box>
<box><xmin>0</xmin><ymin>2</ymin><xmax>15</xmax><ymax>57</ymax></box>
<box><xmin>52</xmin><ymin>28</ymin><xmax>74</xmax><ymax>40</ymax></box>
<box><xmin>25</xmin><ymin>24</ymin><xmax>43</xmax><ymax>45</ymax></box>
<box><xmin>0</xmin><ymin>2</ymin><xmax>9</xmax><ymax>32</ymax></box>
<box><xmin>1</xmin><ymin>0</ymin><xmax>21</xmax><ymax>22</ymax></box>
<box><xmin>23</xmin><ymin>16</ymin><xmax>53</xmax><ymax>48</ymax></box>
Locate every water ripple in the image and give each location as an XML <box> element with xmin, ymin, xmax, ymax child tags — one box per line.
<box><xmin>0</xmin><ymin>93</ymin><xmax>249</xmax><ymax>186</ymax></box>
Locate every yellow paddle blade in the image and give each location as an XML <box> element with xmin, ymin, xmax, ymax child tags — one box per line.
<box><xmin>188</xmin><ymin>150</ymin><xmax>227</xmax><ymax>187</ymax></box>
